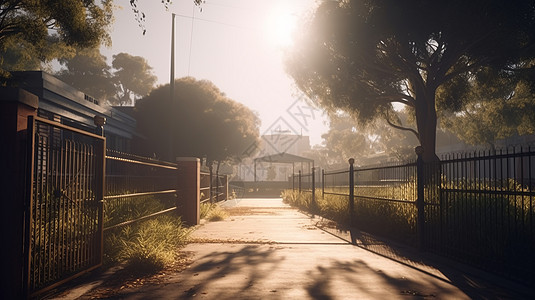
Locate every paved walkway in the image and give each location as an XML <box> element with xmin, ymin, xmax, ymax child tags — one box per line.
<box><xmin>59</xmin><ymin>198</ymin><xmax>532</xmax><ymax>299</ymax></box>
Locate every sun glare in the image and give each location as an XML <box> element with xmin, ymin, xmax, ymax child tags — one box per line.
<box><xmin>265</xmin><ymin>4</ymin><xmax>298</xmax><ymax>48</ymax></box>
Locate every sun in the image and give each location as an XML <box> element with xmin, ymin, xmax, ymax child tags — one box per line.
<box><xmin>265</xmin><ymin>4</ymin><xmax>298</xmax><ymax>48</ymax></box>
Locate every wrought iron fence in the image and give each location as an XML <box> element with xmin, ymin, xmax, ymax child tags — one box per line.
<box><xmin>24</xmin><ymin>116</ymin><xmax>105</xmax><ymax>298</ymax></box>
<box><xmin>292</xmin><ymin>147</ymin><xmax>535</xmax><ymax>285</ymax></box>
<box><xmin>425</xmin><ymin>148</ymin><xmax>535</xmax><ymax>283</ymax></box>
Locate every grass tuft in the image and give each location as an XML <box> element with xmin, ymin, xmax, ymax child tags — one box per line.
<box><xmin>104</xmin><ymin>215</ymin><xmax>191</xmax><ymax>273</ymax></box>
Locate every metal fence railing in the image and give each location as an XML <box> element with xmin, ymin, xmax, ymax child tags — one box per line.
<box><xmin>103</xmin><ymin>150</ymin><xmax>179</xmax><ymax>231</ymax></box>
<box><xmin>200</xmin><ymin>170</ymin><xmax>228</xmax><ymax>204</ymax></box>
<box><xmin>23</xmin><ymin>117</ymin><xmax>232</xmax><ymax>297</ymax></box>
<box><xmin>24</xmin><ymin>116</ymin><xmax>105</xmax><ymax>298</ymax></box>
<box><xmin>291</xmin><ymin>147</ymin><xmax>535</xmax><ymax>285</ymax></box>
<box><xmin>425</xmin><ymin>148</ymin><xmax>535</xmax><ymax>283</ymax></box>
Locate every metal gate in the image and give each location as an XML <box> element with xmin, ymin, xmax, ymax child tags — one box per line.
<box><xmin>24</xmin><ymin>116</ymin><xmax>105</xmax><ymax>298</ymax></box>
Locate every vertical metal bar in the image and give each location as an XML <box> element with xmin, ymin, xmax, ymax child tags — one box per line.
<box><xmin>37</xmin><ymin>133</ymin><xmax>45</xmax><ymax>288</ymax></box>
<box><xmin>311</xmin><ymin>167</ymin><xmax>316</xmax><ymax>210</ymax></box>
<box><xmin>81</xmin><ymin>143</ymin><xmax>87</xmax><ymax>268</ymax></box>
<box><xmin>95</xmin><ymin>137</ymin><xmax>105</xmax><ymax>267</ymax></box>
<box><xmin>209</xmin><ymin>166</ymin><xmax>213</xmax><ymax>204</ymax></box>
<box><xmin>216</xmin><ymin>170</ymin><xmax>220</xmax><ymax>203</ymax></box>
<box><xmin>298</xmin><ymin>170</ymin><xmax>302</xmax><ymax>193</ymax></box>
<box><xmin>322</xmin><ymin>169</ymin><xmax>325</xmax><ymax>198</ymax></box>
<box><xmin>348</xmin><ymin>158</ymin><xmax>355</xmax><ymax>227</ymax></box>
<box><xmin>60</xmin><ymin>138</ymin><xmax>67</xmax><ymax>275</ymax></box>
<box><xmin>415</xmin><ymin>147</ymin><xmax>425</xmax><ymax>251</ymax></box>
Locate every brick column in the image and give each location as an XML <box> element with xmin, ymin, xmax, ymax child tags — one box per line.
<box><xmin>0</xmin><ymin>88</ymin><xmax>38</xmax><ymax>299</ymax></box>
<box><xmin>176</xmin><ymin>157</ymin><xmax>200</xmax><ymax>226</ymax></box>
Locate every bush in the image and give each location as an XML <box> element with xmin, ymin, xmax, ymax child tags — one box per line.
<box><xmin>104</xmin><ymin>215</ymin><xmax>191</xmax><ymax>273</ymax></box>
<box><xmin>200</xmin><ymin>202</ymin><xmax>229</xmax><ymax>221</ymax></box>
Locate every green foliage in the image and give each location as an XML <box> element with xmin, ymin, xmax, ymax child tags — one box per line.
<box><xmin>0</xmin><ymin>0</ymin><xmax>113</xmax><ymax>78</ymax></box>
<box><xmin>111</xmin><ymin>53</ymin><xmax>157</xmax><ymax>106</ymax></box>
<box><xmin>55</xmin><ymin>47</ymin><xmax>116</xmax><ymax>101</ymax></box>
<box><xmin>200</xmin><ymin>203</ymin><xmax>213</xmax><ymax>219</ymax></box>
<box><xmin>55</xmin><ymin>50</ymin><xmax>157</xmax><ymax>105</ymax></box>
<box><xmin>135</xmin><ymin>77</ymin><xmax>260</xmax><ymax>162</ymax></box>
<box><xmin>104</xmin><ymin>216</ymin><xmax>190</xmax><ymax>272</ymax></box>
<box><xmin>286</xmin><ymin>0</ymin><xmax>535</xmax><ymax>161</ymax></box>
<box><xmin>441</xmin><ymin>69</ymin><xmax>535</xmax><ymax>147</ymax></box>
<box><xmin>104</xmin><ymin>195</ymin><xmax>173</xmax><ymax>229</ymax></box>
<box><xmin>200</xmin><ymin>203</ymin><xmax>229</xmax><ymax>221</ymax></box>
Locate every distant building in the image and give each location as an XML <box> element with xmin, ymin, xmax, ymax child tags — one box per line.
<box><xmin>236</xmin><ymin>133</ymin><xmax>312</xmax><ymax>182</ymax></box>
<box><xmin>260</xmin><ymin>134</ymin><xmax>311</xmax><ymax>157</ymax></box>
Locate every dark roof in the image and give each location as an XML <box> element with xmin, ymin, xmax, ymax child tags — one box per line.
<box><xmin>254</xmin><ymin>153</ymin><xmax>313</xmax><ymax>164</ymax></box>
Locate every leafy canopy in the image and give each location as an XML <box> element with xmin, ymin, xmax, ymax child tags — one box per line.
<box><xmin>0</xmin><ymin>0</ymin><xmax>113</xmax><ymax>78</ymax></box>
<box><xmin>112</xmin><ymin>53</ymin><xmax>157</xmax><ymax>106</ymax></box>
<box><xmin>55</xmin><ymin>47</ymin><xmax>115</xmax><ymax>101</ymax></box>
<box><xmin>286</xmin><ymin>0</ymin><xmax>535</xmax><ymax>161</ymax></box>
<box><xmin>442</xmin><ymin>66</ymin><xmax>535</xmax><ymax>147</ymax></box>
<box><xmin>56</xmin><ymin>50</ymin><xmax>157</xmax><ymax>106</ymax></box>
<box><xmin>135</xmin><ymin>77</ymin><xmax>260</xmax><ymax>164</ymax></box>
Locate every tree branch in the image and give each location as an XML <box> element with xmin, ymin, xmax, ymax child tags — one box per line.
<box><xmin>385</xmin><ymin>110</ymin><xmax>420</xmax><ymax>139</ymax></box>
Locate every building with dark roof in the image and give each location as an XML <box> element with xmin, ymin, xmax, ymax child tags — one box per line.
<box><xmin>8</xmin><ymin>71</ymin><xmax>139</xmax><ymax>152</ymax></box>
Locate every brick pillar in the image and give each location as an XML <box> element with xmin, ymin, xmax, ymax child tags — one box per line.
<box><xmin>0</xmin><ymin>88</ymin><xmax>38</xmax><ymax>299</ymax></box>
<box><xmin>176</xmin><ymin>157</ymin><xmax>200</xmax><ymax>226</ymax></box>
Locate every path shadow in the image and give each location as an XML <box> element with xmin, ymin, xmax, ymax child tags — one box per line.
<box><xmin>114</xmin><ymin>244</ymin><xmax>286</xmax><ymax>299</ymax></box>
<box><xmin>306</xmin><ymin>259</ymin><xmax>455</xmax><ymax>300</ymax></box>
<box><xmin>327</xmin><ymin>227</ymin><xmax>534</xmax><ymax>299</ymax></box>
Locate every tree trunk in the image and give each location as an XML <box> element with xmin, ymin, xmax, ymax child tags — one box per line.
<box><xmin>414</xmin><ymin>91</ymin><xmax>440</xmax><ymax>163</ymax></box>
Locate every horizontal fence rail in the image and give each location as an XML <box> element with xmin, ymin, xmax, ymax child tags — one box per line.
<box><xmin>200</xmin><ymin>171</ymin><xmax>228</xmax><ymax>204</ymax></box>
<box><xmin>103</xmin><ymin>150</ymin><xmax>179</xmax><ymax>231</ymax></box>
<box><xmin>292</xmin><ymin>147</ymin><xmax>535</xmax><ymax>286</ymax></box>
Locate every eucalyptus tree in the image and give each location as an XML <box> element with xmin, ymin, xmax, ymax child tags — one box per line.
<box><xmin>286</xmin><ymin>0</ymin><xmax>535</xmax><ymax>162</ymax></box>
<box><xmin>135</xmin><ymin>77</ymin><xmax>260</xmax><ymax>167</ymax></box>
<box><xmin>0</xmin><ymin>0</ymin><xmax>113</xmax><ymax>78</ymax></box>
<box><xmin>112</xmin><ymin>53</ymin><xmax>157</xmax><ymax>106</ymax></box>
<box><xmin>442</xmin><ymin>67</ymin><xmax>535</xmax><ymax>148</ymax></box>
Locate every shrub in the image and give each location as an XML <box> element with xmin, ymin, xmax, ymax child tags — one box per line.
<box><xmin>104</xmin><ymin>215</ymin><xmax>191</xmax><ymax>273</ymax></box>
<box><xmin>200</xmin><ymin>203</ymin><xmax>229</xmax><ymax>221</ymax></box>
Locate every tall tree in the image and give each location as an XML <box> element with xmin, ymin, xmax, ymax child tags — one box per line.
<box><xmin>55</xmin><ymin>51</ymin><xmax>156</xmax><ymax>106</ymax></box>
<box><xmin>442</xmin><ymin>67</ymin><xmax>535</xmax><ymax>148</ymax></box>
<box><xmin>111</xmin><ymin>53</ymin><xmax>157</xmax><ymax>106</ymax></box>
<box><xmin>320</xmin><ymin>112</ymin><xmax>372</xmax><ymax>166</ymax></box>
<box><xmin>55</xmin><ymin>47</ymin><xmax>116</xmax><ymax>100</ymax></box>
<box><xmin>0</xmin><ymin>0</ymin><xmax>113</xmax><ymax>78</ymax></box>
<box><xmin>135</xmin><ymin>77</ymin><xmax>260</xmax><ymax>166</ymax></box>
<box><xmin>286</xmin><ymin>0</ymin><xmax>535</xmax><ymax>162</ymax></box>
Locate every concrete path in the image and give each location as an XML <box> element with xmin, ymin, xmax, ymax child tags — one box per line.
<box><xmin>97</xmin><ymin>197</ymin><xmax>532</xmax><ymax>300</ymax></box>
<box><xmin>56</xmin><ymin>197</ymin><xmax>533</xmax><ymax>299</ymax></box>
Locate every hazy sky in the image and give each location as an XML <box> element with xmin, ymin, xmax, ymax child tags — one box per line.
<box><xmin>102</xmin><ymin>0</ymin><xmax>329</xmax><ymax>146</ymax></box>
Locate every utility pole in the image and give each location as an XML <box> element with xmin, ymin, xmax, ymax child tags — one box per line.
<box><xmin>169</xmin><ymin>13</ymin><xmax>176</xmax><ymax>161</ymax></box>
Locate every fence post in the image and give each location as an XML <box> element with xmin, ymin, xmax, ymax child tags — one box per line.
<box><xmin>209</xmin><ymin>164</ymin><xmax>213</xmax><ymax>204</ymax></box>
<box><xmin>322</xmin><ymin>168</ymin><xmax>325</xmax><ymax>198</ymax></box>
<box><xmin>176</xmin><ymin>157</ymin><xmax>200</xmax><ymax>226</ymax></box>
<box><xmin>311</xmin><ymin>167</ymin><xmax>316</xmax><ymax>210</ymax></box>
<box><xmin>216</xmin><ymin>169</ymin><xmax>220</xmax><ymax>202</ymax></box>
<box><xmin>223</xmin><ymin>174</ymin><xmax>229</xmax><ymax>201</ymax></box>
<box><xmin>298</xmin><ymin>170</ymin><xmax>302</xmax><ymax>193</ymax></box>
<box><xmin>0</xmin><ymin>88</ymin><xmax>38</xmax><ymax>299</ymax></box>
<box><xmin>348</xmin><ymin>158</ymin><xmax>355</xmax><ymax>226</ymax></box>
<box><xmin>415</xmin><ymin>146</ymin><xmax>425</xmax><ymax>251</ymax></box>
